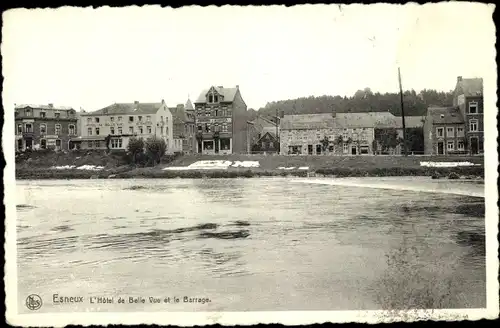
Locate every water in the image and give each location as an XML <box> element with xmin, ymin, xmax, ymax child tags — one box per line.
<box><xmin>15</xmin><ymin>177</ymin><xmax>485</xmax><ymax>313</ymax></box>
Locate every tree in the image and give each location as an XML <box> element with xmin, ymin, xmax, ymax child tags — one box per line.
<box><xmin>104</xmin><ymin>134</ymin><xmax>112</xmax><ymax>151</ymax></box>
<box><xmin>375</xmin><ymin>128</ymin><xmax>402</xmax><ymax>154</ymax></box>
<box><xmin>127</xmin><ymin>137</ymin><xmax>145</xmax><ymax>164</ymax></box>
<box><xmin>320</xmin><ymin>136</ymin><xmax>330</xmax><ymax>153</ymax></box>
<box><xmin>145</xmin><ymin>136</ymin><xmax>167</xmax><ymax>165</ymax></box>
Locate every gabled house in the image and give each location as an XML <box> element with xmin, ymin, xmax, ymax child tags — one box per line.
<box><xmin>193</xmin><ymin>85</ymin><xmax>248</xmax><ymax>154</ymax></box>
<box><xmin>248</xmin><ymin>115</ymin><xmax>279</xmax><ymax>152</ymax></box>
<box><xmin>453</xmin><ymin>76</ymin><xmax>484</xmax><ymax>154</ymax></box>
<box><xmin>78</xmin><ymin>100</ymin><xmax>173</xmax><ymax>153</ymax></box>
<box><xmin>253</xmin><ymin>127</ymin><xmax>279</xmax><ymax>153</ymax></box>
<box><xmin>423</xmin><ymin>106</ymin><xmax>466</xmax><ymax>155</ymax></box>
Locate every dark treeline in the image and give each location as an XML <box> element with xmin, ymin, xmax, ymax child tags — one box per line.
<box><xmin>249</xmin><ymin>88</ymin><xmax>454</xmax><ymax>120</ymax></box>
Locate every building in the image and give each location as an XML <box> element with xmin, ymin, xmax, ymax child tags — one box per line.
<box><xmin>423</xmin><ymin>107</ymin><xmax>466</xmax><ymax>155</ymax></box>
<box><xmin>193</xmin><ymin>85</ymin><xmax>248</xmax><ymax>154</ymax></box>
<box><xmin>77</xmin><ymin>100</ymin><xmax>173</xmax><ymax>153</ymax></box>
<box><xmin>453</xmin><ymin>76</ymin><xmax>484</xmax><ymax>154</ymax></box>
<box><xmin>253</xmin><ymin>127</ymin><xmax>279</xmax><ymax>153</ymax></box>
<box><xmin>169</xmin><ymin>99</ymin><xmax>196</xmax><ymax>154</ymax></box>
<box><xmin>279</xmin><ymin>112</ymin><xmax>425</xmax><ymax>155</ymax></box>
<box><xmin>279</xmin><ymin>113</ymin><xmax>338</xmax><ymax>155</ymax></box>
<box><xmin>248</xmin><ymin>115</ymin><xmax>279</xmax><ymax>153</ymax></box>
<box><xmin>14</xmin><ymin>103</ymin><xmax>78</xmax><ymax>151</ymax></box>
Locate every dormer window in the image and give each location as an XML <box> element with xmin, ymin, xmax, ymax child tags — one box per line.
<box><xmin>208</xmin><ymin>95</ymin><xmax>213</xmax><ymax>103</ymax></box>
<box><xmin>207</xmin><ymin>90</ymin><xmax>219</xmax><ymax>104</ymax></box>
<box><xmin>469</xmin><ymin>102</ymin><xmax>478</xmax><ymax>114</ymax></box>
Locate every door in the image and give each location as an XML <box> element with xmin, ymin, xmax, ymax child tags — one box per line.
<box><xmin>351</xmin><ymin>145</ymin><xmax>357</xmax><ymax>155</ymax></box>
<box><xmin>25</xmin><ymin>139</ymin><xmax>33</xmax><ymax>150</ymax></box>
<box><xmin>17</xmin><ymin>139</ymin><xmax>23</xmax><ymax>151</ymax></box>
<box><xmin>470</xmin><ymin>137</ymin><xmax>479</xmax><ymax>155</ymax></box>
<box><xmin>437</xmin><ymin>142</ymin><xmax>444</xmax><ymax>155</ymax></box>
<box><xmin>308</xmin><ymin>145</ymin><xmax>313</xmax><ymax>155</ymax></box>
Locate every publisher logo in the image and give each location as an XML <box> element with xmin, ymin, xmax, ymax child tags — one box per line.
<box><xmin>26</xmin><ymin>294</ymin><xmax>42</xmax><ymax>311</ymax></box>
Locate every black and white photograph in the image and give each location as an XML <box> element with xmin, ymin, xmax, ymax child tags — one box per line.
<box><xmin>3</xmin><ymin>3</ymin><xmax>498</xmax><ymax>326</ymax></box>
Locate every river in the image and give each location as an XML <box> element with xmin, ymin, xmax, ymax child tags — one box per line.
<box><xmin>15</xmin><ymin>177</ymin><xmax>485</xmax><ymax>313</ymax></box>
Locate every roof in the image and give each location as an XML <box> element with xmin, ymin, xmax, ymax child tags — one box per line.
<box><xmin>426</xmin><ymin>107</ymin><xmax>464</xmax><ymax>124</ymax></box>
<box><xmin>194</xmin><ymin>86</ymin><xmax>239</xmax><ymax>104</ymax></box>
<box><xmin>169</xmin><ymin>105</ymin><xmax>189</xmax><ymax>124</ymax></box>
<box><xmin>250</xmin><ymin>115</ymin><xmax>277</xmax><ymax>127</ymax></box>
<box><xmin>280</xmin><ymin>113</ymin><xmax>337</xmax><ymax>130</ymax></box>
<box><xmin>185</xmin><ymin>98</ymin><xmax>194</xmax><ymax>110</ymax></box>
<box><xmin>15</xmin><ymin>104</ymin><xmax>74</xmax><ymax>111</ymax></box>
<box><xmin>457</xmin><ymin>77</ymin><xmax>483</xmax><ymax>97</ymax></box>
<box><xmin>262</xmin><ymin>126</ymin><xmax>278</xmax><ymax>138</ymax></box>
<box><xmin>83</xmin><ymin>102</ymin><xmax>163</xmax><ymax>116</ymax></box>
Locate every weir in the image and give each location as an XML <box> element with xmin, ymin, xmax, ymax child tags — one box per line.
<box><xmin>290</xmin><ymin>178</ymin><xmax>485</xmax><ymax>198</ymax></box>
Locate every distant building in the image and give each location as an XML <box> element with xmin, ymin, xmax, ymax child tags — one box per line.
<box><xmin>77</xmin><ymin>100</ymin><xmax>173</xmax><ymax>153</ymax></box>
<box><xmin>169</xmin><ymin>99</ymin><xmax>196</xmax><ymax>154</ymax></box>
<box><xmin>14</xmin><ymin>103</ymin><xmax>78</xmax><ymax>151</ymax></box>
<box><xmin>193</xmin><ymin>85</ymin><xmax>248</xmax><ymax>154</ymax></box>
<box><xmin>253</xmin><ymin>127</ymin><xmax>279</xmax><ymax>153</ymax></box>
<box><xmin>248</xmin><ymin>115</ymin><xmax>279</xmax><ymax>153</ymax></box>
<box><xmin>423</xmin><ymin>106</ymin><xmax>466</xmax><ymax>155</ymax></box>
<box><xmin>280</xmin><ymin>112</ymin><xmax>424</xmax><ymax>155</ymax></box>
<box><xmin>453</xmin><ymin>76</ymin><xmax>484</xmax><ymax>154</ymax></box>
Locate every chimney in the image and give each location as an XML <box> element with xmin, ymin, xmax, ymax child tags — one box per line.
<box><xmin>134</xmin><ymin>101</ymin><xmax>139</xmax><ymax>105</ymax></box>
<box><xmin>279</xmin><ymin>110</ymin><xmax>284</xmax><ymax>118</ymax></box>
<box><xmin>217</xmin><ymin>85</ymin><xmax>223</xmax><ymax>88</ymax></box>
<box><xmin>457</xmin><ymin>76</ymin><xmax>463</xmax><ymax>82</ymax></box>
<box><xmin>48</xmin><ymin>103</ymin><xmax>54</xmax><ymax>108</ymax></box>
<box><xmin>161</xmin><ymin>99</ymin><xmax>165</xmax><ymax>104</ymax></box>
<box><xmin>236</xmin><ymin>85</ymin><xmax>239</xmax><ymax>89</ymax></box>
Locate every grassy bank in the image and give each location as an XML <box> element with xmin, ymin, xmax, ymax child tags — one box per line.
<box><xmin>15</xmin><ymin>165</ymin><xmax>484</xmax><ymax>180</ymax></box>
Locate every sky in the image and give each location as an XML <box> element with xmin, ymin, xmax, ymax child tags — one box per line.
<box><xmin>2</xmin><ymin>3</ymin><xmax>496</xmax><ymax>112</ymax></box>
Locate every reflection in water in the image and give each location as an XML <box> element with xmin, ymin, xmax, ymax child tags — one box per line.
<box><xmin>16</xmin><ymin>177</ymin><xmax>486</xmax><ymax>312</ymax></box>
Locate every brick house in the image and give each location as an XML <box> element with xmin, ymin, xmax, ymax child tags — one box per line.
<box><xmin>423</xmin><ymin>107</ymin><xmax>466</xmax><ymax>155</ymax></box>
<box><xmin>14</xmin><ymin>103</ymin><xmax>78</xmax><ymax>151</ymax></box>
<box><xmin>169</xmin><ymin>99</ymin><xmax>196</xmax><ymax>154</ymax></box>
<box><xmin>77</xmin><ymin>100</ymin><xmax>173</xmax><ymax>153</ymax></box>
<box><xmin>453</xmin><ymin>76</ymin><xmax>484</xmax><ymax>154</ymax></box>
<box><xmin>193</xmin><ymin>85</ymin><xmax>248</xmax><ymax>154</ymax></box>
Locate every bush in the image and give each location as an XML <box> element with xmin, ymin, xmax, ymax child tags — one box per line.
<box><xmin>127</xmin><ymin>137</ymin><xmax>145</xmax><ymax>164</ymax></box>
<box><xmin>145</xmin><ymin>137</ymin><xmax>167</xmax><ymax>165</ymax></box>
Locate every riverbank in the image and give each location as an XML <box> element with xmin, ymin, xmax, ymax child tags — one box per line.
<box><xmin>15</xmin><ymin>151</ymin><xmax>484</xmax><ymax>180</ymax></box>
<box><xmin>15</xmin><ymin>166</ymin><xmax>484</xmax><ymax>180</ymax></box>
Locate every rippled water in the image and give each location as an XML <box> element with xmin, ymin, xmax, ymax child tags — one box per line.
<box><xmin>16</xmin><ymin>177</ymin><xmax>485</xmax><ymax>313</ymax></box>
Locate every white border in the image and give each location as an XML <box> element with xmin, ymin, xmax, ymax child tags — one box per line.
<box><xmin>3</xmin><ymin>3</ymin><xmax>499</xmax><ymax>326</ymax></box>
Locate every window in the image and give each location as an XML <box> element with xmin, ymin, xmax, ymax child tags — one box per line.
<box><xmin>214</xmin><ymin>95</ymin><xmax>219</xmax><ymax>103</ymax></box>
<box><xmin>208</xmin><ymin>95</ymin><xmax>213</xmax><ymax>103</ymax></box>
<box><xmin>329</xmin><ymin>145</ymin><xmax>334</xmax><ymax>152</ymax></box>
<box><xmin>110</xmin><ymin>127</ymin><xmax>115</xmax><ymax>134</ymax></box>
<box><xmin>40</xmin><ymin>112</ymin><xmax>46</xmax><ymax>118</ymax></box>
<box><xmin>40</xmin><ymin>124</ymin><xmax>46</xmax><ymax>134</ymax></box>
<box><xmin>160</xmin><ymin>116</ymin><xmax>163</xmax><ymax>122</ymax></box>
<box><xmin>343</xmin><ymin>143</ymin><xmax>348</xmax><ymax>153</ymax></box>
<box><xmin>166</xmin><ymin>127</ymin><xmax>169</xmax><ymax>134</ymax></box>
<box><xmin>446</xmin><ymin>127</ymin><xmax>454</xmax><ymax>137</ymax></box>
<box><xmin>197</xmin><ymin>125</ymin><xmax>202</xmax><ymax>132</ymax></box>
<box><xmin>40</xmin><ymin>139</ymin><xmax>47</xmax><ymax>149</ymax></box>
<box><xmin>110</xmin><ymin>117</ymin><xmax>115</xmax><ymax>122</ymax></box>
<box><xmin>55</xmin><ymin>124</ymin><xmax>61</xmax><ymax>135</ymax></box>
<box><xmin>17</xmin><ymin>124</ymin><xmax>22</xmax><ymax>134</ymax></box>
<box><xmin>111</xmin><ymin>139</ymin><xmax>123</xmax><ymax>149</ymax></box>
<box><xmin>160</xmin><ymin>127</ymin><xmax>164</xmax><ymax>135</ymax></box>
<box><xmin>457</xmin><ymin>141</ymin><xmax>465</xmax><ymax>151</ymax></box>
<box><xmin>95</xmin><ymin>127</ymin><xmax>100</xmax><ymax>135</ymax></box>
<box><xmin>87</xmin><ymin>141</ymin><xmax>93</xmax><ymax>148</ymax></box>
<box><xmin>360</xmin><ymin>146</ymin><xmax>369</xmax><ymax>154</ymax></box>
<box><xmin>93</xmin><ymin>117</ymin><xmax>99</xmax><ymax>123</ymax></box>
<box><xmin>139</xmin><ymin>127</ymin><xmax>143</xmax><ymax>134</ymax></box>
<box><xmin>436</xmin><ymin>127</ymin><xmax>444</xmax><ymax>137</ymax></box>
<box><xmin>55</xmin><ymin>113</ymin><xmax>61</xmax><ymax>119</ymax></box>
<box><xmin>118</xmin><ymin>127</ymin><xmax>123</xmax><ymax>134</ymax></box>
<box><xmin>25</xmin><ymin>109</ymin><xmax>32</xmax><ymax>116</ymax></box>
<box><xmin>147</xmin><ymin>126</ymin><xmax>152</xmax><ymax>134</ymax></box>
<box><xmin>469</xmin><ymin>119</ymin><xmax>478</xmax><ymax>132</ymax></box>
<box><xmin>69</xmin><ymin>124</ymin><xmax>75</xmax><ymax>135</ymax></box>
<box><xmin>93</xmin><ymin>140</ymin><xmax>100</xmax><ymax>148</ymax></box>
<box><xmin>129</xmin><ymin>116</ymin><xmax>134</xmax><ymax>122</ymax></box>
<box><xmin>87</xmin><ymin>118</ymin><xmax>92</xmax><ymax>124</ymax></box>
<box><xmin>146</xmin><ymin>116</ymin><xmax>151</xmax><ymax>123</ymax></box>
<box><xmin>129</xmin><ymin>127</ymin><xmax>134</xmax><ymax>134</ymax></box>
<box><xmin>138</xmin><ymin>116</ymin><xmax>142</xmax><ymax>122</ymax></box>
<box><xmin>222</xmin><ymin>123</ymin><xmax>228</xmax><ymax>132</ymax></box>
<box><xmin>118</xmin><ymin>116</ymin><xmax>122</xmax><ymax>122</ymax></box>
<box><xmin>457</xmin><ymin>127</ymin><xmax>464</xmax><ymax>136</ymax></box>
<box><xmin>447</xmin><ymin>141</ymin><xmax>454</xmax><ymax>151</ymax></box>
<box><xmin>88</xmin><ymin>127</ymin><xmax>92</xmax><ymax>135</ymax></box>
<box><xmin>55</xmin><ymin>139</ymin><xmax>61</xmax><ymax>148</ymax></box>
<box><xmin>469</xmin><ymin>102</ymin><xmax>478</xmax><ymax>114</ymax></box>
